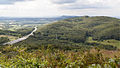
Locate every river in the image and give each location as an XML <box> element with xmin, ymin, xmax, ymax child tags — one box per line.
<box><xmin>3</xmin><ymin>27</ymin><xmax>37</xmax><ymax>45</ymax></box>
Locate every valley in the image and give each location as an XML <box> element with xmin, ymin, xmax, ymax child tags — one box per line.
<box><xmin>0</xmin><ymin>0</ymin><xmax>120</xmax><ymax>67</ymax></box>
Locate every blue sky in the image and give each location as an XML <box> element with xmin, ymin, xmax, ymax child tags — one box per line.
<box><xmin>0</xmin><ymin>0</ymin><xmax>119</xmax><ymax>17</ymax></box>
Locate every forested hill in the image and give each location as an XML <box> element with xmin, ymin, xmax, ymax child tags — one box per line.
<box><xmin>15</xmin><ymin>16</ymin><xmax>120</xmax><ymax>50</ymax></box>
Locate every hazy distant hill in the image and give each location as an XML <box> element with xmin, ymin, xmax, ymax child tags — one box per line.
<box><xmin>0</xmin><ymin>16</ymin><xmax>80</xmax><ymax>30</ymax></box>
<box><xmin>0</xmin><ymin>16</ymin><xmax>80</xmax><ymax>21</ymax></box>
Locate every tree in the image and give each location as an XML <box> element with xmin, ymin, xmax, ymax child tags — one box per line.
<box><xmin>0</xmin><ymin>37</ymin><xmax>9</xmax><ymax>44</ymax></box>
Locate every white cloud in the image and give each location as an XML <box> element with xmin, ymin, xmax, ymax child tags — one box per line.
<box><xmin>52</xmin><ymin>0</ymin><xmax>120</xmax><ymax>16</ymax></box>
<box><xmin>0</xmin><ymin>0</ymin><xmax>120</xmax><ymax>17</ymax></box>
<box><xmin>0</xmin><ymin>0</ymin><xmax>62</xmax><ymax>17</ymax></box>
<box><xmin>0</xmin><ymin>0</ymin><xmax>33</xmax><ymax>4</ymax></box>
<box><xmin>52</xmin><ymin>0</ymin><xmax>77</xmax><ymax>4</ymax></box>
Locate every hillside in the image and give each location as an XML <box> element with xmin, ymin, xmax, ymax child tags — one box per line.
<box><xmin>15</xmin><ymin>16</ymin><xmax>120</xmax><ymax>50</ymax></box>
<box><xmin>0</xmin><ymin>16</ymin><xmax>120</xmax><ymax>67</ymax></box>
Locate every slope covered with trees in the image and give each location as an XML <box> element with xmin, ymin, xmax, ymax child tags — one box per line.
<box><xmin>14</xmin><ymin>16</ymin><xmax>120</xmax><ymax>50</ymax></box>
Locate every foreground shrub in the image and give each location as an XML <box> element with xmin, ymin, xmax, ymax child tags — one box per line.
<box><xmin>0</xmin><ymin>45</ymin><xmax>120</xmax><ymax>68</ymax></box>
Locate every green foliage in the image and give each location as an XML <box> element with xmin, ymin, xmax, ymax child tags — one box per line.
<box><xmin>0</xmin><ymin>16</ymin><xmax>120</xmax><ymax>68</ymax></box>
<box><xmin>0</xmin><ymin>37</ymin><xmax>9</xmax><ymax>44</ymax></box>
<box><xmin>16</xmin><ymin>27</ymin><xmax>33</xmax><ymax>36</ymax></box>
<box><xmin>0</xmin><ymin>16</ymin><xmax>120</xmax><ymax>67</ymax></box>
<box><xmin>0</xmin><ymin>30</ymin><xmax>20</xmax><ymax>36</ymax></box>
<box><xmin>86</xmin><ymin>37</ymin><xmax>119</xmax><ymax>50</ymax></box>
<box><xmin>0</xmin><ymin>27</ymin><xmax>33</xmax><ymax>37</ymax></box>
<box><xmin>0</xmin><ymin>45</ymin><xmax>120</xmax><ymax>68</ymax></box>
<box><xmin>92</xmin><ymin>23</ymin><xmax>120</xmax><ymax>40</ymax></box>
<box><xmin>14</xmin><ymin>16</ymin><xmax>120</xmax><ymax>50</ymax></box>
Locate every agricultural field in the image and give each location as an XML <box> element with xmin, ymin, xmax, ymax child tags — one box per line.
<box><xmin>0</xmin><ymin>16</ymin><xmax>76</xmax><ymax>31</ymax></box>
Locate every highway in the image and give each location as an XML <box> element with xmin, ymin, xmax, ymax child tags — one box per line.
<box><xmin>3</xmin><ymin>27</ymin><xmax>37</xmax><ymax>45</ymax></box>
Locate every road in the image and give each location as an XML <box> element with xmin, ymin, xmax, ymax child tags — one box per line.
<box><xmin>3</xmin><ymin>27</ymin><xmax>37</xmax><ymax>45</ymax></box>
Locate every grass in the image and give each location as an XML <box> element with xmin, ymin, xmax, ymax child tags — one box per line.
<box><xmin>0</xmin><ymin>35</ymin><xmax>18</xmax><ymax>41</ymax></box>
<box><xmin>87</xmin><ymin>37</ymin><xmax>120</xmax><ymax>49</ymax></box>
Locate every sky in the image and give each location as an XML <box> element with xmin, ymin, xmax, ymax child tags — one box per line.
<box><xmin>0</xmin><ymin>0</ymin><xmax>119</xmax><ymax>17</ymax></box>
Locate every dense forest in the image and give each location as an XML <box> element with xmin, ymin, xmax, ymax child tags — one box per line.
<box><xmin>0</xmin><ymin>16</ymin><xmax>120</xmax><ymax>67</ymax></box>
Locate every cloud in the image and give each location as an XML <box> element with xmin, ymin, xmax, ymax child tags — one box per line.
<box><xmin>0</xmin><ymin>0</ymin><xmax>33</xmax><ymax>4</ymax></box>
<box><xmin>52</xmin><ymin>0</ymin><xmax>77</xmax><ymax>4</ymax></box>
<box><xmin>61</xmin><ymin>3</ymin><xmax>108</xmax><ymax>10</ymax></box>
<box><xmin>0</xmin><ymin>0</ymin><xmax>120</xmax><ymax>17</ymax></box>
<box><xmin>0</xmin><ymin>0</ymin><xmax>61</xmax><ymax>17</ymax></box>
<box><xmin>52</xmin><ymin>0</ymin><xmax>111</xmax><ymax>9</ymax></box>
